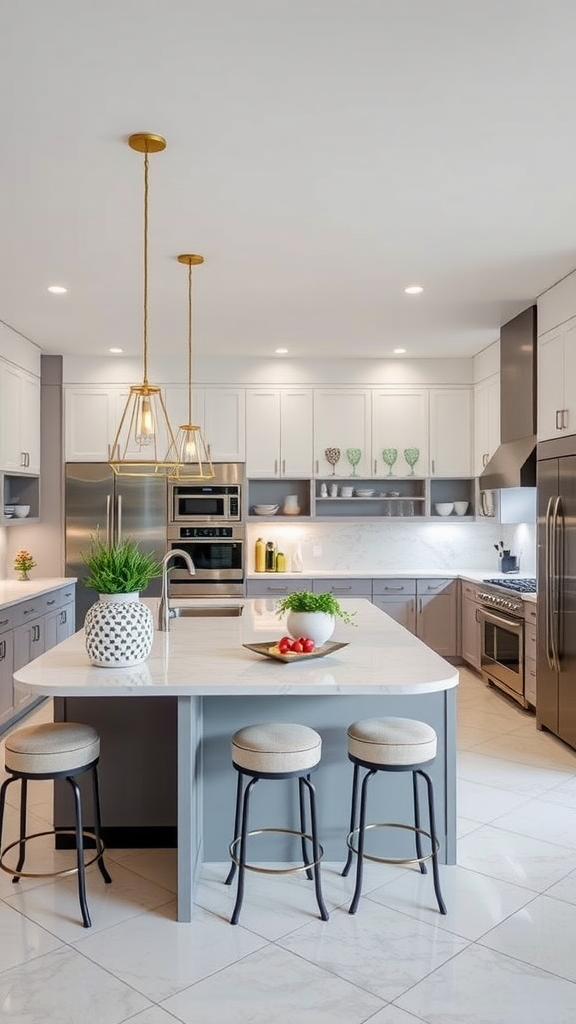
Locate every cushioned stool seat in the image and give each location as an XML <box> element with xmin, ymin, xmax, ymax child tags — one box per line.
<box><xmin>225</xmin><ymin>722</ymin><xmax>328</xmax><ymax>925</ymax></box>
<box><xmin>342</xmin><ymin>716</ymin><xmax>446</xmax><ymax>915</ymax></box>
<box><xmin>0</xmin><ymin>722</ymin><xmax>111</xmax><ymax>928</ymax></box>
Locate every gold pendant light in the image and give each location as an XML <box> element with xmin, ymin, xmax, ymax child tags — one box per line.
<box><xmin>166</xmin><ymin>254</ymin><xmax>214</xmax><ymax>480</ymax></box>
<box><xmin>109</xmin><ymin>132</ymin><xmax>179</xmax><ymax>477</ymax></box>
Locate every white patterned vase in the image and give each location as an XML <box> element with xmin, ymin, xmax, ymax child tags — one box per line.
<box><xmin>84</xmin><ymin>592</ymin><xmax>153</xmax><ymax>668</ymax></box>
<box><xmin>286</xmin><ymin>611</ymin><xmax>335</xmax><ymax>646</ymax></box>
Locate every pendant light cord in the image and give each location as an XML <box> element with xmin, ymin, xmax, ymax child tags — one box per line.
<box><xmin>142</xmin><ymin>149</ymin><xmax>150</xmax><ymax>386</ymax></box>
<box><xmin>187</xmin><ymin>261</ymin><xmax>193</xmax><ymax>424</ymax></box>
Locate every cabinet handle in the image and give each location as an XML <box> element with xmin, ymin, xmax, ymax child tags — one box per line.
<box><xmin>23</xmin><ymin>607</ymin><xmax>37</xmax><ymax>616</ymax></box>
<box><xmin>374</xmin><ymin>459</ymin><xmax>377</xmax><ymax>474</ymax></box>
<box><xmin>33</xmin><ymin>624</ymin><xmax>40</xmax><ymax>641</ymax></box>
<box><xmin>20</xmin><ymin>452</ymin><xmax>26</xmax><ymax>466</ymax></box>
<box><xmin>46</xmin><ymin>599</ymin><xmax>56</xmax><ymax>606</ymax></box>
<box><xmin>419</xmin><ymin>598</ymin><xmax>423</xmax><ymax>614</ymax></box>
<box><xmin>482</xmin><ymin>452</ymin><xmax>489</xmax><ymax>466</ymax></box>
<box><xmin>315</xmin><ymin>460</ymin><xmax>319</xmax><ymax>474</ymax></box>
<box><xmin>60</xmin><ymin>610</ymin><xmax>67</xmax><ymax>624</ymax></box>
<box><xmin>383</xmin><ymin>585</ymin><xmax>405</xmax><ymax>592</ymax></box>
<box><xmin>556</xmin><ymin>409</ymin><xmax>563</xmax><ymax>430</ymax></box>
<box><xmin>282</xmin><ymin>459</ymin><xmax>285</xmax><ymax>474</ymax></box>
<box><xmin>0</xmin><ymin>618</ymin><xmax>9</xmax><ymax>627</ymax></box>
<box><xmin>0</xmin><ymin>640</ymin><xmax>5</xmax><ymax>660</ymax></box>
<box><xmin>266</xmin><ymin>585</ymin><xmax>290</xmax><ymax>593</ymax></box>
<box><xmin>562</xmin><ymin>409</ymin><xmax>569</xmax><ymax>429</ymax></box>
<box><xmin>431</xmin><ymin>459</ymin><xmax>435</xmax><ymax>474</ymax></box>
<box><xmin>331</xmin><ymin>585</ymin><xmax>352</xmax><ymax>593</ymax></box>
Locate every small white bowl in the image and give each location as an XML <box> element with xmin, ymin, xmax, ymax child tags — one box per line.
<box><xmin>13</xmin><ymin>505</ymin><xmax>30</xmax><ymax>518</ymax></box>
<box><xmin>354</xmin><ymin>489</ymin><xmax>375</xmax><ymax>497</ymax></box>
<box><xmin>434</xmin><ymin>502</ymin><xmax>454</xmax><ymax>517</ymax></box>
<box><xmin>454</xmin><ymin>501</ymin><xmax>469</xmax><ymax>516</ymax></box>
<box><xmin>340</xmin><ymin>487</ymin><xmax>354</xmax><ymax>498</ymax></box>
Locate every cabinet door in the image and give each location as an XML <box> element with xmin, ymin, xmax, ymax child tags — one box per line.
<box><xmin>461</xmin><ymin>596</ymin><xmax>481</xmax><ymax>670</ymax></box>
<box><xmin>57</xmin><ymin>603</ymin><xmax>75</xmax><ymax>643</ymax></box>
<box><xmin>474</xmin><ymin>375</ymin><xmax>500</xmax><ymax>476</ymax></box>
<box><xmin>20</xmin><ymin>372</ymin><xmax>41</xmax><ymax>474</ymax></box>
<box><xmin>372</xmin><ymin>596</ymin><xmax>416</xmax><ymax>633</ymax></box>
<box><xmin>0</xmin><ymin>363</ymin><xmax>40</xmax><ymax>474</ymax></box>
<box><xmin>13</xmin><ymin>618</ymin><xmax>45</xmax><ymax>689</ymax></box>
<box><xmin>65</xmin><ymin>387</ymin><xmax>115</xmax><ymax>461</ymax></box>
<box><xmin>280</xmin><ymin>391</ymin><xmax>314</xmax><ymax>477</ymax></box>
<box><xmin>372</xmin><ymin>390</ymin><xmax>429</xmax><ymax>477</ymax></box>
<box><xmin>562</xmin><ymin>320</ymin><xmax>576</xmax><ymax>437</ymax></box>
<box><xmin>537</xmin><ymin>327</ymin><xmax>564</xmax><ymax>442</ymax></box>
<box><xmin>429</xmin><ymin>389</ymin><xmax>472</xmax><ymax>477</ymax></box>
<box><xmin>245</xmin><ymin>390</ymin><xmax>281</xmax><ymax>476</ymax></box>
<box><xmin>417</xmin><ymin>580</ymin><xmax>457</xmax><ymax>656</ymax></box>
<box><xmin>314</xmin><ymin>390</ymin><xmax>372</xmax><ymax>477</ymax></box>
<box><xmin>204</xmin><ymin>388</ymin><xmax>245</xmax><ymax>462</ymax></box>
<box><xmin>0</xmin><ymin>631</ymin><xmax>14</xmax><ymax>719</ymax></box>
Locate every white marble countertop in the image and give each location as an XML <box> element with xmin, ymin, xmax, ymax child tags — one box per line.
<box><xmin>249</xmin><ymin>569</ymin><xmax>535</xmax><ymax>582</ymax></box>
<box><xmin>0</xmin><ymin>578</ymin><xmax>76</xmax><ymax>611</ymax></box>
<box><xmin>14</xmin><ymin>598</ymin><xmax>458</xmax><ymax>699</ymax></box>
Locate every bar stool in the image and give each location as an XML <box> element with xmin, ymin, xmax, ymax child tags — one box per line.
<box><xmin>225</xmin><ymin>721</ymin><xmax>329</xmax><ymax>925</ymax></box>
<box><xmin>0</xmin><ymin>722</ymin><xmax>112</xmax><ymax>928</ymax></box>
<box><xmin>342</xmin><ymin>716</ymin><xmax>446</xmax><ymax>915</ymax></box>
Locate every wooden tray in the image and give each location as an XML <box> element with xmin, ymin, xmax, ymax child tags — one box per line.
<box><xmin>242</xmin><ymin>640</ymin><xmax>349</xmax><ymax>663</ymax></box>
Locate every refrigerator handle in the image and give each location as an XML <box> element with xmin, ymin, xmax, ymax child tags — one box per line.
<box><xmin>549</xmin><ymin>495</ymin><xmax>557</xmax><ymax>671</ymax></box>
<box><xmin>106</xmin><ymin>494</ymin><xmax>113</xmax><ymax>548</ymax></box>
<box><xmin>117</xmin><ymin>493</ymin><xmax>123</xmax><ymax>542</ymax></box>
<box><xmin>545</xmin><ymin>496</ymin><xmax>555</xmax><ymax>671</ymax></box>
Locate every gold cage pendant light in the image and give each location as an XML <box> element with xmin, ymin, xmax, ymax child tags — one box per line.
<box><xmin>109</xmin><ymin>132</ymin><xmax>179</xmax><ymax>477</ymax></box>
<box><xmin>166</xmin><ymin>255</ymin><xmax>214</xmax><ymax>480</ymax></box>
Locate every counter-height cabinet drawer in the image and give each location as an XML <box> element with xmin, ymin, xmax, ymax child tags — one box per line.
<box><xmin>247</xmin><ymin>579</ymin><xmax>313</xmax><ymax>598</ymax></box>
<box><xmin>0</xmin><ymin>608</ymin><xmax>15</xmax><ymax>634</ymax></box>
<box><xmin>312</xmin><ymin>579</ymin><xmax>372</xmax><ymax>598</ymax></box>
<box><xmin>11</xmin><ymin>596</ymin><xmax>48</xmax><ymax>628</ymax></box>
<box><xmin>373</xmin><ymin>579</ymin><xmax>417</xmax><ymax>596</ymax></box>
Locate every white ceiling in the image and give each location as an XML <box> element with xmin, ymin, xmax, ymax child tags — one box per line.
<box><xmin>2</xmin><ymin>0</ymin><xmax>576</xmax><ymax>363</ymax></box>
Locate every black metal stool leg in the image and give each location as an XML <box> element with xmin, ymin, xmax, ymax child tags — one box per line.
<box><xmin>418</xmin><ymin>769</ymin><xmax>447</xmax><ymax>915</ymax></box>
<box><xmin>91</xmin><ymin>765</ymin><xmax>112</xmax><ymax>884</ymax></box>
<box><xmin>302</xmin><ymin>775</ymin><xmax>329</xmax><ymax>921</ymax></box>
<box><xmin>13</xmin><ymin>778</ymin><xmax>29</xmax><ymax>882</ymax></box>
<box><xmin>230</xmin><ymin>776</ymin><xmax>258</xmax><ymax>925</ymax></box>
<box><xmin>349</xmin><ymin>768</ymin><xmax>376</xmax><ymax>915</ymax></box>
<box><xmin>342</xmin><ymin>762</ymin><xmax>359</xmax><ymax>877</ymax></box>
<box><xmin>298</xmin><ymin>776</ymin><xmax>313</xmax><ymax>880</ymax></box>
<box><xmin>0</xmin><ymin>777</ymin><xmax>15</xmax><ymax>875</ymax></box>
<box><xmin>412</xmin><ymin>771</ymin><xmax>426</xmax><ymax>875</ymax></box>
<box><xmin>225</xmin><ymin>770</ymin><xmax>243</xmax><ymax>886</ymax></box>
<box><xmin>67</xmin><ymin>777</ymin><xmax>91</xmax><ymax>928</ymax></box>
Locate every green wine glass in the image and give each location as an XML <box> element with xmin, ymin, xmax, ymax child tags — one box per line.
<box><xmin>345</xmin><ymin>447</ymin><xmax>362</xmax><ymax>476</ymax></box>
<box><xmin>382</xmin><ymin>448</ymin><xmax>398</xmax><ymax>476</ymax></box>
<box><xmin>404</xmin><ymin>447</ymin><xmax>420</xmax><ymax>476</ymax></box>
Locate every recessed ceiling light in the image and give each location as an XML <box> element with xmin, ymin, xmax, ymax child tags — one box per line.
<box><xmin>47</xmin><ymin>285</ymin><xmax>68</xmax><ymax>294</ymax></box>
<box><xmin>275</xmin><ymin>347</ymin><xmax>289</xmax><ymax>354</ymax></box>
<box><xmin>109</xmin><ymin>347</ymin><xmax>123</xmax><ymax>354</ymax></box>
<box><xmin>393</xmin><ymin>348</ymin><xmax>407</xmax><ymax>354</ymax></box>
<box><xmin>404</xmin><ymin>285</ymin><xmax>423</xmax><ymax>295</ymax></box>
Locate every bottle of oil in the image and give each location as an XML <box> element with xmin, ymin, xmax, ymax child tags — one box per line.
<box><xmin>254</xmin><ymin>537</ymin><xmax>265</xmax><ymax>573</ymax></box>
<box><xmin>265</xmin><ymin>540</ymin><xmax>276</xmax><ymax>572</ymax></box>
<box><xmin>275</xmin><ymin>550</ymin><xmax>286</xmax><ymax>572</ymax></box>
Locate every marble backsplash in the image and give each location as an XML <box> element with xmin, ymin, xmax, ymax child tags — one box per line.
<box><xmin>246</xmin><ymin>520</ymin><xmax>537</xmax><ymax>576</ymax></box>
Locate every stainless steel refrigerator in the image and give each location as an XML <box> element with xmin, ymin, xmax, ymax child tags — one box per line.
<box><xmin>65</xmin><ymin>464</ymin><xmax>167</xmax><ymax>625</ymax></box>
<box><xmin>537</xmin><ymin>436</ymin><xmax>576</xmax><ymax>751</ymax></box>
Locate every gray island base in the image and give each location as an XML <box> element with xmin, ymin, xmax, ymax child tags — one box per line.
<box><xmin>14</xmin><ymin>598</ymin><xmax>458</xmax><ymax>922</ymax></box>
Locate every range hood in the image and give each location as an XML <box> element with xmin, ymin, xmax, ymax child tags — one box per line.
<box><xmin>480</xmin><ymin>305</ymin><xmax>537</xmax><ymax>489</ymax></box>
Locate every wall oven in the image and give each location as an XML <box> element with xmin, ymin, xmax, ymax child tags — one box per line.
<box><xmin>167</xmin><ymin>526</ymin><xmax>245</xmax><ymax>598</ymax></box>
<box><xmin>477</xmin><ymin>578</ymin><xmax>536</xmax><ymax>709</ymax></box>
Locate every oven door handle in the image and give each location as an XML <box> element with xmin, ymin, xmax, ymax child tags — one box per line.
<box><xmin>551</xmin><ymin>495</ymin><xmax>563</xmax><ymax>672</ymax></box>
<box><xmin>477</xmin><ymin>608</ymin><xmax>523</xmax><ymax>635</ymax></box>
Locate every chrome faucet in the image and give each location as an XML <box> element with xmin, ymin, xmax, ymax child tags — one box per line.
<box><xmin>158</xmin><ymin>549</ymin><xmax>195</xmax><ymax>631</ymax></box>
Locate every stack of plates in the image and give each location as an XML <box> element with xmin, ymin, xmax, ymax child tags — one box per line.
<box><xmin>253</xmin><ymin>504</ymin><xmax>280</xmax><ymax>516</ymax></box>
<box><xmin>3</xmin><ymin>505</ymin><xmax>15</xmax><ymax>518</ymax></box>
<box><xmin>354</xmin><ymin>489</ymin><xmax>375</xmax><ymax>497</ymax></box>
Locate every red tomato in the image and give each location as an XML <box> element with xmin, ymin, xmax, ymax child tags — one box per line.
<box><xmin>303</xmin><ymin>638</ymin><xmax>315</xmax><ymax>653</ymax></box>
<box><xmin>278</xmin><ymin>638</ymin><xmax>292</xmax><ymax>653</ymax></box>
<box><xmin>279</xmin><ymin>636</ymin><xmax>292</xmax><ymax>646</ymax></box>
<box><xmin>291</xmin><ymin>640</ymin><xmax>304</xmax><ymax>654</ymax></box>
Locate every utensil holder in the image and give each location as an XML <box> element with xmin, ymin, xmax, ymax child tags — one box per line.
<box><xmin>501</xmin><ymin>555</ymin><xmax>518</xmax><ymax>573</ymax></box>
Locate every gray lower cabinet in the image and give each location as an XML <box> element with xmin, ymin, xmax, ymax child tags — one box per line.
<box><xmin>460</xmin><ymin>580</ymin><xmax>482</xmax><ymax>671</ymax></box>
<box><xmin>524</xmin><ymin>602</ymin><xmax>537</xmax><ymax>707</ymax></box>
<box><xmin>0</xmin><ymin>584</ymin><xmax>76</xmax><ymax>732</ymax></box>
<box><xmin>416</xmin><ymin>579</ymin><xmax>458</xmax><ymax>658</ymax></box>
<box><xmin>372</xmin><ymin>579</ymin><xmax>417</xmax><ymax>632</ymax></box>
<box><xmin>246</xmin><ymin>578</ymin><xmax>313</xmax><ymax>598</ymax></box>
<box><xmin>311</xmin><ymin>578</ymin><xmax>372</xmax><ymax>598</ymax></box>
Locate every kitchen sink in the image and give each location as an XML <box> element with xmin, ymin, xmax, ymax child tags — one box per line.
<box><xmin>170</xmin><ymin>605</ymin><xmax>244</xmax><ymax>618</ymax></box>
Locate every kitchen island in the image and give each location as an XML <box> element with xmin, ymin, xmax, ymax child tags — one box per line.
<box><xmin>14</xmin><ymin>597</ymin><xmax>458</xmax><ymax>921</ymax></box>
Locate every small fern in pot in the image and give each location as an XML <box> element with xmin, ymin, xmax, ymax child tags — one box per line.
<box><xmin>276</xmin><ymin>590</ymin><xmax>356</xmax><ymax>645</ymax></box>
<box><xmin>82</xmin><ymin>537</ymin><xmax>162</xmax><ymax>595</ymax></box>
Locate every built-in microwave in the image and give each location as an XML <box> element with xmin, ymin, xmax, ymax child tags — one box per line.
<box><xmin>170</xmin><ymin>483</ymin><xmax>241</xmax><ymax>524</ymax></box>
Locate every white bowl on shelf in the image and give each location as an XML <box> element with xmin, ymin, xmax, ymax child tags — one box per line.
<box><xmin>253</xmin><ymin>504</ymin><xmax>279</xmax><ymax>515</ymax></box>
<box><xmin>454</xmin><ymin>501</ymin><xmax>469</xmax><ymax>516</ymax></box>
<box><xmin>354</xmin><ymin>489</ymin><xmax>375</xmax><ymax>497</ymax></box>
<box><xmin>434</xmin><ymin>502</ymin><xmax>454</xmax><ymax>517</ymax></box>
<box><xmin>13</xmin><ymin>505</ymin><xmax>30</xmax><ymax>518</ymax></box>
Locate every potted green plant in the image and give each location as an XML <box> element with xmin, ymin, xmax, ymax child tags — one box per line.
<box><xmin>81</xmin><ymin>538</ymin><xmax>162</xmax><ymax>668</ymax></box>
<box><xmin>276</xmin><ymin>590</ymin><xmax>356</xmax><ymax>645</ymax></box>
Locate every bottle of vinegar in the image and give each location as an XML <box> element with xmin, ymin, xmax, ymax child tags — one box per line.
<box><xmin>255</xmin><ymin>537</ymin><xmax>265</xmax><ymax>573</ymax></box>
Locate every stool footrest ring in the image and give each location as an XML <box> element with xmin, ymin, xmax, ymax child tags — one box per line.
<box><xmin>0</xmin><ymin>829</ymin><xmax>107</xmax><ymax>880</ymax></box>
<box><xmin>229</xmin><ymin>827</ymin><xmax>324</xmax><ymax>875</ymax></box>
<box><xmin>346</xmin><ymin>821</ymin><xmax>439</xmax><ymax>866</ymax></box>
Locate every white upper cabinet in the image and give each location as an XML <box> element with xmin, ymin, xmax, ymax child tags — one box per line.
<box><xmin>0</xmin><ymin>361</ymin><xmax>41</xmax><ymax>475</ymax></box>
<box><xmin>246</xmin><ymin>389</ymin><xmax>313</xmax><ymax>477</ymax></box>
<box><xmin>371</xmin><ymin>390</ymin><xmax>429</xmax><ymax>477</ymax></box>
<box><xmin>313</xmin><ymin>389</ymin><xmax>372</xmax><ymax>477</ymax></box>
<box><xmin>538</xmin><ymin>319</ymin><xmax>576</xmax><ymax>441</ymax></box>
<box><xmin>473</xmin><ymin>374</ymin><xmax>500</xmax><ymax>475</ymax></box>
<box><xmin>203</xmin><ymin>388</ymin><xmax>245</xmax><ymax>462</ymax></box>
<box><xmin>428</xmin><ymin>388</ymin><xmax>472</xmax><ymax>477</ymax></box>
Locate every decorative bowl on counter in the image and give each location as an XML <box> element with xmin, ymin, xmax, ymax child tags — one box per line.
<box><xmin>434</xmin><ymin>502</ymin><xmax>454</xmax><ymax>516</ymax></box>
<box><xmin>253</xmin><ymin>504</ymin><xmax>279</xmax><ymax>516</ymax></box>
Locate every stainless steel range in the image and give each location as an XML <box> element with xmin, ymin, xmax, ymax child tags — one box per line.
<box><xmin>477</xmin><ymin>578</ymin><xmax>536</xmax><ymax>708</ymax></box>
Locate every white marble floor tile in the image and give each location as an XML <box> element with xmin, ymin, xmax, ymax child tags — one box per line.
<box><xmin>545</xmin><ymin>868</ymin><xmax>576</xmax><ymax>906</ymax></box>
<box><xmin>539</xmin><ymin>773</ymin><xmax>576</xmax><ymax>810</ymax></box>
<box><xmin>3</xmin><ymin>859</ymin><xmax>175</xmax><ymax>941</ymax></box>
<box><xmin>457</xmin><ymin>750</ymin><xmax>574</xmax><ymax>795</ymax></box>
<box><xmin>0</xmin><ymin>900</ymin><xmax>62</xmax><ymax>971</ymax></box>
<box><xmin>277</xmin><ymin>900</ymin><xmax>468</xmax><ymax>1002</ymax></box>
<box><xmin>456</xmin><ymin>815</ymin><xmax>482</xmax><ymax>838</ymax></box>
<box><xmin>0</xmin><ymin>945</ymin><xmax>151</xmax><ymax>1023</ymax></box>
<box><xmin>469</xmin><ymin>731</ymin><xmax>576</xmax><ymax>771</ymax></box>
<box><xmin>72</xmin><ymin>901</ymin><xmax>266</xmax><ymax>1002</ymax></box>
<box><xmin>365</xmin><ymin>864</ymin><xmax>537</xmax><ymax>940</ymax></box>
<box><xmin>121</xmin><ymin>1010</ymin><xmax>184</xmax><ymax>1024</ymax></box>
<box><xmin>162</xmin><ymin>942</ymin><xmax>385</xmax><ymax>1024</ymax></box>
<box><xmin>106</xmin><ymin>847</ymin><xmax>177</xmax><ymax>893</ymax></box>
<box><xmin>397</xmin><ymin>943</ymin><xmax>576</xmax><ymax>1024</ymax></box>
<box><xmin>490</xmin><ymin>796</ymin><xmax>576</xmax><ymax>850</ymax></box>
<box><xmin>457</xmin><ymin>824</ymin><xmax>576</xmax><ymax>891</ymax></box>
<box><xmin>457</xmin><ymin>777</ymin><xmax>531</xmax><ymax>823</ymax></box>
<box><xmin>480</xmin><ymin>894</ymin><xmax>576</xmax><ymax>983</ymax></box>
